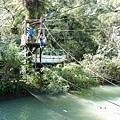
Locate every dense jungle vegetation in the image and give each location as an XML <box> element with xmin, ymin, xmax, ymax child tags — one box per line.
<box><xmin>0</xmin><ymin>0</ymin><xmax>120</xmax><ymax>97</ymax></box>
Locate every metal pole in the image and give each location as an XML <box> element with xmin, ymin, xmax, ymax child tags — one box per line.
<box><xmin>40</xmin><ymin>47</ymin><xmax>42</xmax><ymax>63</ymax></box>
<box><xmin>39</xmin><ymin>17</ymin><xmax>43</xmax><ymax>63</ymax></box>
<box><xmin>35</xmin><ymin>49</ymin><xmax>37</xmax><ymax>69</ymax></box>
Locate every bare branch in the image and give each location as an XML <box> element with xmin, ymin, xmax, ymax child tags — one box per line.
<box><xmin>2</xmin><ymin>0</ymin><xmax>15</xmax><ymax>22</ymax></box>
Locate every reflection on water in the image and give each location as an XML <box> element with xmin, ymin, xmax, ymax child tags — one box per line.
<box><xmin>0</xmin><ymin>97</ymin><xmax>65</xmax><ymax>120</ymax></box>
<box><xmin>0</xmin><ymin>85</ymin><xmax>120</xmax><ymax>120</ymax></box>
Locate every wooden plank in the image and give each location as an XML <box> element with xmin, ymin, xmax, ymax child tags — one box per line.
<box><xmin>26</xmin><ymin>42</ymin><xmax>40</xmax><ymax>48</ymax></box>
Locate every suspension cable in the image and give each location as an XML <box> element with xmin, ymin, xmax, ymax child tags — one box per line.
<box><xmin>46</xmin><ymin>14</ymin><xmax>92</xmax><ymax>22</ymax></box>
<box><xmin>47</xmin><ymin>1</ymin><xmax>93</xmax><ymax>19</ymax></box>
<box><xmin>46</xmin><ymin>0</ymin><xmax>117</xmax><ymax>21</ymax></box>
<box><xmin>23</xmin><ymin>23</ymin><xmax>120</xmax><ymax>108</ymax></box>
<box><xmin>43</xmin><ymin>23</ymin><xmax>119</xmax><ymax>87</ymax></box>
<box><xmin>24</xmin><ymin>40</ymin><xmax>120</xmax><ymax>108</ymax></box>
<box><xmin>47</xmin><ymin>28</ymin><xmax>98</xmax><ymax>32</ymax></box>
<box><xmin>25</xmin><ymin>27</ymin><xmax>118</xmax><ymax>88</ymax></box>
<box><xmin>21</xmin><ymin>84</ymin><xmax>71</xmax><ymax>120</ymax></box>
<box><xmin>40</xmin><ymin>62</ymin><xmax>120</xmax><ymax>108</ymax></box>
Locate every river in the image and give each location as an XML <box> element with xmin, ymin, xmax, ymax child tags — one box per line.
<box><xmin>0</xmin><ymin>85</ymin><xmax>120</xmax><ymax>120</ymax></box>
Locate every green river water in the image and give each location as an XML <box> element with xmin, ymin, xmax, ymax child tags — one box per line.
<box><xmin>0</xmin><ymin>85</ymin><xmax>120</xmax><ymax>120</ymax></box>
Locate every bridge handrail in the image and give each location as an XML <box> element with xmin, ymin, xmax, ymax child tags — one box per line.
<box><xmin>36</xmin><ymin>48</ymin><xmax>65</xmax><ymax>56</ymax></box>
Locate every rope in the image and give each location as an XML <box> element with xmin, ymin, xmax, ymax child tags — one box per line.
<box><xmin>46</xmin><ymin>15</ymin><xmax>87</xmax><ymax>22</ymax></box>
<box><xmin>40</xmin><ymin>62</ymin><xmax>120</xmax><ymax>108</ymax></box>
<box><xmin>46</xmin><ymin>0</ymin><xmax>117</xmax><ymax>21</ymax></box>
<box><xmin>24</xmin><ymin>41</ymin><xmax>120</xmax><ymax>109</ymax></box>
<box><xmin>21</xmin><ymin>84</ymin><xmax>70</xmax><ymax>120</ymax></box>
<box><xmin>43</xmin><ymin>23</ymin><xmax>81</xmax><ymax>63</ymax></box>
<box><xmin>24</xmin><ymin>42</ymin><xmax>65</xmax><ymax>65</ymax></box>
<box><xmin>43</xmin><ymin>23</ymin><xmax>119</xmax><ymax>87</ymax></box>
<box><xmin>46</xmin><ymin>9</ymin><xmax>117</xmax><ymax>22</ymax></box>
<box><xmin>23</xmin><ymin>21</ymin><xmax>119</xmax><ymax>87</ymax></box>
<box><xmin>23</xmin><ymin>21</ymin><xmax>120</xmax><ymax>108</ymax></box>
<box><xmin>47</xmin><ymin>29</ymin><xmax>97</xmax><ymax>32</ymax></box>
<box><xmin>47</xmin><ymin>1</ymin><xmax>93</xmax><ymax>19</ymax></box>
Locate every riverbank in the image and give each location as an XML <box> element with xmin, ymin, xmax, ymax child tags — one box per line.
<box><xmin>0</xmin><ymin>88</ymin><xmax>31</xmax><ymax>101</ymax></box>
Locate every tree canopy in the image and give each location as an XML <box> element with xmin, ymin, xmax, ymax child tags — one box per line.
<box><xmin>0</xmin><ymin>0</ymin><xmax>120</xmax><ymax>95</ymax></box>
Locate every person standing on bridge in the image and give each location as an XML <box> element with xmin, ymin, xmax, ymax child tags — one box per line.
<box><xmin>28</xmin><ymin>27</ymin><xmax>34</xmax><ymax>42</ymax></box>
<box><xmin>40</xmin><ymin>33</ymin><xmax>44</xmax><ymax>48</ymax></box>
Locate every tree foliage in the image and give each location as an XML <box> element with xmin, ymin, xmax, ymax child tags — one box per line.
<box><xmin>0</xmin><ymin>0</ymin><xmax>120</xmax><ymax>95</ymax></box>
<box><xmin>0</xmin><ymin>41</ymin><xmax>26</xmax><ymax>80</ymax></box>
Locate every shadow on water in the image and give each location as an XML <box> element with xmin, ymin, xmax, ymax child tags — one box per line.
<box><xmin>32</xmin><ymin>93</ymin><xmax>103</xmax><ymax>120</ymax></box>
<box><xmin>0</xmin><ymin>97</ymin><xmax>66</xmax><ymax>120</ymax></box>
<box><xmin>0</xmin><ymin>85</ymin><xmax>120</xmax><ymax>120</ymax></box>
<box><xmin>29</xmin><ymin>85</ymin><xmax>120</xmax><ymax>120</ymax></box>
<box><xmin>74</xmin><ymin>85</ymin><xmax>120</xmax><ymax>102</ymax></box>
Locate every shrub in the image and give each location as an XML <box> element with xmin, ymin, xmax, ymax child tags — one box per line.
<box><xmin>56</xmin><ymin>63</ymin><xmax>100</xmax><ymax>90</ymax></box>
<box><xmin>41</xmin><ymin>63</ymin><xmax>100</xmax><ymax>94</ymax></box>
<box><xmin>0</xmin><ymin>41</ymin><xmax>26</xmax><ymax>95</ymax></box>
<box><xmin>40</xmin><ymin>67</ymin><xmax>69</xmax><ymax>95</ymax></box>
<box><xmin>82</xmin><ymin>54</ymin><xmax>120</xmax><ymax>84</ymax></box>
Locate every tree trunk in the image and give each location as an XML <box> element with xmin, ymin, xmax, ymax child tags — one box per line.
<box><xmin>23</xmin><ymin>0</ymin><xmax>46</xmax><ymax>19</ymax></box>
